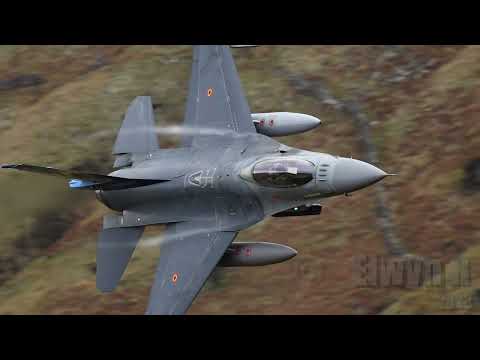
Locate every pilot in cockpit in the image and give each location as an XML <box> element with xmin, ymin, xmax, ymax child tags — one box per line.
<box><xmin>252</xmin><ymin>159</ymin><xmax>315</xmax><ymax>188</ymax></box>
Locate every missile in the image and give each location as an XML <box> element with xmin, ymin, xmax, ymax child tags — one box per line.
<box><xmin>252</xmin><ymin>112</ymin><xmax>321</xmax><ymax>137</ymax></box>
<box><xmin>218</xmin><ymin>242</ymin><xmax>297</xmax><ymax>267</ymax></box>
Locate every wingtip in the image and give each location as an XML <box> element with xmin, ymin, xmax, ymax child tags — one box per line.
<box><xmin>1</xmin><ymin>163</ymin><xmax>16</xmax><ymax>169</ymax></box>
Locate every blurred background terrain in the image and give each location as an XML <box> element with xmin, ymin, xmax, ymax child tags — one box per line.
<box><xmin>0</xmin><ymin>45</ymin><xmax>479</xmax><ymax>314</ymax></box>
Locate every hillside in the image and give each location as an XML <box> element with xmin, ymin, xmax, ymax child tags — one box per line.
<box><xmin>0</xmin><ymin>45</ymin><xmax>478</xmax><ymax>314</ymax></box>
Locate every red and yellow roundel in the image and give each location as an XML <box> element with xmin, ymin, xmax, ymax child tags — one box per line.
<box><xmin>207</xmin><ymin>88</ymin><xmax>214</xmax><ymax>97</ymax></box>
<box><xmin>172</xmin><ymin>273</ymin><xmax>179</xmax><ymax>283</ymax></box>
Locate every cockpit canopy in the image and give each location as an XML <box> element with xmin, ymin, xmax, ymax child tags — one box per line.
<box><xmin>252</xmin><ymin>158</ymin><xmax>315</xmax><ymax>188</ymax></box>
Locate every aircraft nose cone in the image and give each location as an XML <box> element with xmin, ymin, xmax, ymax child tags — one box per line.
<box><xmin>331</xmin><ymin>158</ymin><xmax>387</xmax><ymax>194</ymax></box>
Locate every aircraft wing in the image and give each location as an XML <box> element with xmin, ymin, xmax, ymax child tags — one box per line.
<box><xmin>182</xmin><ymin>45</ymin><xmax>257</xmax><ymax>147</ymax></box>
<box><xmin>146</xmin><ymin>221</ymin><xmax>237</xmax><ymax>315</ymax></box>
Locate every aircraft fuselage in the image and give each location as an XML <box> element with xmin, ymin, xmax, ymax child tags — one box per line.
<box><xmin>98</xmin><ymin>133</ymin><xmax>387</xmax><ymax>231</ymax></box>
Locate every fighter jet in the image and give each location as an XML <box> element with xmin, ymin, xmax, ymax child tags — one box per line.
<box><xmin>1</xmin><ymin>45</ymin><xmax>391</xmax><ymax>315</ymax></box>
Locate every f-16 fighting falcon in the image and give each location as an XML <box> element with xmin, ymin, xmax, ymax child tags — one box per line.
<box><xmin>1</xmin><ymin>46</ymin><xmax>392</xmax><ymax>315</ymax></box>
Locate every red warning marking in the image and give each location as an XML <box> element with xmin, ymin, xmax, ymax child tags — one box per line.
<box><xmin>245</xmin><ymin>248</ymin><xmax>252</xmax><ymax>257</ymax></box>
<box><xmin>172</xmin><ymin>273</ymin><xmax>179</xmax><ymax>283</ymax></box>
<box><xmin>259</xmin><ymin>119</ymin><xmax>265</xmax><ymax>127</ymax></box>
<box><xmin>269</xmin><ymin>119</ymin><xmax>275</xmax><ymax>127</ymax></box>
<box><xmin>207</xmin><ymin>88</ymin><xmax>214</xmax><ymax>97</ymax></box>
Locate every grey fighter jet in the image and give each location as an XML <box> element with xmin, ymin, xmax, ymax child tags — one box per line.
<box><xmin>1</xmin><ymin>46</ymin><xmax>391</xmax><ymax>315</ymax></box>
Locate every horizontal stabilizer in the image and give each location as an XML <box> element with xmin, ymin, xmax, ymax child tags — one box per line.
<box><xmin>113</xmin><ymin>96</ymin><xmax>160</xmax><ymax>156</ymax></box>
<box><xmin>97</xmin><ymin>227</ymin><xmax>144</xmax><ymax>292</ymax></box>
<box><xmin>1</xmin><ymin>164</ymin><xmax>168</xmax><ymax>191</ymax></box>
